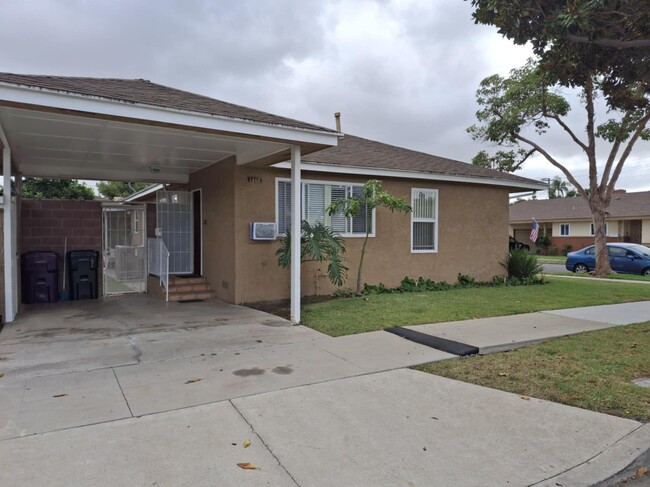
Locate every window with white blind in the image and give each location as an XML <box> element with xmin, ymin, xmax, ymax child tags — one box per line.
<box><xmin>411</xmin><ymin>188</ymin><xmax>438</xmax><ymax>252</ymax></box>
<box><xmin>276</xmin><ymin>179</ymin><xmax>374</xmax><ymax>237</ymax></box>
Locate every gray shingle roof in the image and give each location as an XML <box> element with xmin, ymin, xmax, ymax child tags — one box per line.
<box><xmin>0</xmin><ymin>73</ymin><xmax>545</xmax><ymax>188</ymax></box>
<box><xmin>0</xmin><ymin>72</ymin><xmax>335</xmax><ymax>133</ymax></box>
<box><xmin>509</xmin><ymin>191</ymin><xmax>650</xmax><ymax>222</ymax></box>
<box><xmin>304</xmin><ymin>134</ymin><xmax>544</xmax><ymax>187</ymax></box>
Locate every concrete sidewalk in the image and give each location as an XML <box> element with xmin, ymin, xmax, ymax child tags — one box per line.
<box><xmin>404</xmin><ymin>300</ymin><xmax>650</xmax><ymax>354</ymax></box>
<box><xmin>0</xmin><ymin>298</ymin><xmax>648</xmax><ymax>486</ymax></box>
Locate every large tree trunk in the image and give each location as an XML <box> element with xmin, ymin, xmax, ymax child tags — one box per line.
<box><xmin>590</xmin><ymin>197</ymin><xmax>612</xmax><ymax>276</ymax></box>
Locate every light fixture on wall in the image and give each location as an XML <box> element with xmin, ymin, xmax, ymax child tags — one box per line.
<box><xmin>149</xmin><ymin>165</ymin><xmax>161</xmax><ymax>174</ymax></box>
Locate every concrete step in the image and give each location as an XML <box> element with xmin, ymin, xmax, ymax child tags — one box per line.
<box><xmin>169</xmin><ymin>277</ymin><xmax>208</xmax><ymax>286</ymax></box>
<box><xmin>168</xmin><ymin>283</ymin><xmax>211</xmax><ymax>293</ymax></box>
<box><xmin>168</xmin><ymin>290</ymin><xmax>216</xmax><ymax>302</ymax></box>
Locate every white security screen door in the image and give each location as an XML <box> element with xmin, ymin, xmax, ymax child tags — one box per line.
<box><xmin>156</xmin><ymin>190</ymin><xmax>193</xmax><ymax>274</ymax></box>
<box><xmin>102</xmin><ymin>205</ymin><xmax>147</xmax><ymax>295</ymax></box>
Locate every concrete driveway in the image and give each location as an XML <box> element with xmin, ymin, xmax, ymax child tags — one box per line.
<box><xmin>0</xmin><ymin>295</ymin><xmax>647</xmax><ymax>486</ymax></box>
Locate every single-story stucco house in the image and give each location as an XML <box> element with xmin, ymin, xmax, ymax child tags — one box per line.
<box><xmin>509</xmin><ymin>190</ymin><xmax>650</xmax><ymax>253</ymax></box>
<box><xmin>0</xmin><ymin>73</ymin><xmax>544</xmax><ymax>323</ymax></box>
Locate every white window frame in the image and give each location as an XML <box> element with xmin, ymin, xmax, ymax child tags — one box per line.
<box><xmin>590</xmin><ymin>223</ymin><xmax>608</xmax><ymax>236</ymax></box>
<box><xmin>559</xmin><ymin>223</ymin><xmax>571</xmax><ymax>236</ymax></box>
<box><xmin>410</xmin><ymin>188</ymin><xmax>439</xmax><ymax>253</ymax></box>
<box><xmin>275</xmin><ymin>178</ymin><xmax>376</xmax><ymax>238</ymax></box>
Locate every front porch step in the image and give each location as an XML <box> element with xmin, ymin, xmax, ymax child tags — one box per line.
<box><xmin>165</xmin><ymin>276</ymin><xmax>216</xmax><ymax>302</ymax></box>
<box><xmin>168</xmin><ymin>283</ymin><xmax>211</xmax><ymax>293</ymax></box>
<box><xmin>168</xmin><ymin>290</ymin><xmax>217</xmax><ymax>302</ymax></box>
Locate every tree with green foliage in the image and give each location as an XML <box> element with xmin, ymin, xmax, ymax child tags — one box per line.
<box><xmin>20</xmin><ymin>178</ymin><xmax>95</xmax><ymax>200</ymax></box>
<box><xmin>468</xmin><ymin>16</ymin><xmax>650</xmax><ymax>275</ymax></box>
<box><xmin>327</xmin><ymin>179</ymin><xmax>412</xmax><ymax>295</ymax></box>
<box><xmin>276</xmin><ymin>221</ymin><xmax>348</xmax><ymax>287</ymax></box>
<box><xmin>96</xmin><ymin>181</ymin><xmax>150</xmax><ymax>199</ymax></box>
<box><xmin>548</xmin><ymin>176</ymin><xmax>579</xmax><ymax>198</ymax></box>
<box><xmin>548</xmin><ymin>176</ymin><xmax>569</xmax><ymax>199</ymax></box>
<box><xmin>469</xmin><ymin>0</ymin><xmax>649</xmax><ymax>106</ymax></box>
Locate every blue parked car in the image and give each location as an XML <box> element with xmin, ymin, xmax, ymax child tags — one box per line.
<box><xmin>565</xmin><ymin>243</ymin><xmax>650</xmax><ymax>276</ymax></box>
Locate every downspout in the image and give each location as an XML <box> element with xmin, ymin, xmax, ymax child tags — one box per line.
<box><xmin>290</xmin><ymin>145</ymin><xmax>301</xmax><ymax>324</ymax></box>
<box><xmin>0</xmin><ymin>123</ymin><xmax>16</xmax><ymax>322</ymax></box>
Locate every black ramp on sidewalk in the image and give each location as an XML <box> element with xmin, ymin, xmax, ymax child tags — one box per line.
<box><xmin>385</xmin><ymin>327</ymin><xmax>479</xmax><ymax>356</ymax></box>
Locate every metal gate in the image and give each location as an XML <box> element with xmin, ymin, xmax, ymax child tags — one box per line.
<box><xmin>156</xmin><ymin>190</ymin><xmax>193</xmax><ymax>274</ymax></box>
<box><xmin>102</xmin><ymin>204</ymin><xmax>147</xmax><ymax>295</ymax></box>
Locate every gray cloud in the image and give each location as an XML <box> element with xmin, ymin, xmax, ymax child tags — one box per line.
<box><xmin>0</xmin><ymin>0</ymin><xmax>647</xmax><ymax>191</ymax></box>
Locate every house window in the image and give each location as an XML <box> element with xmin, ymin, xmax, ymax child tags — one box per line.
<box><xmin>560</xmin><ymin>224</ymin><xmax>570</xmax><ymax>236</ymax></box>
<box><xmin>411</xmin><ymin>188</ymin><xmax>438</xmax><ymax>252</ymax></box>
<box><xmin>276</xmin><ymin>179</ymin><xmax>373</xmax><ymax>237</ymax></box>
<box><xmin>590</xmin><ymin>223</ymin><xmax>608</xmax><ymax>236</ymax></box>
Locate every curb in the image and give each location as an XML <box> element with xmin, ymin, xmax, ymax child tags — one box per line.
<box><xmin>532</xmin><ymin>424</ymin><xmax>650</xmax><ymax>487</ymax></box>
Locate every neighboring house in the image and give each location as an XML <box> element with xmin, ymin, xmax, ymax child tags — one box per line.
<box><xmin>0</xmin><ymin>72</ymin><xmax>543</xmax><ymax>323</ymax></box>
<box><xmin>509</xmin><ymin>190</ymin><xmax>650</xmax><ymax>253</ymax></box>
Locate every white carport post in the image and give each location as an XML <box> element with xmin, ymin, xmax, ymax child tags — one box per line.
<box><xmin>1</xmin><ymin>126</ymin><xmax>16</xmax><ymax>322</ymax></box>
<box><xmin>290</xmin><ymin>145</ymin><xmax>301</xmax><ymax>325</ymax></box>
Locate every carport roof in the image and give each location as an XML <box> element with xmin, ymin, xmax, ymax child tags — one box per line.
<box><xmin>0</xmin><ymin>73</ymin><xmax>340</xmax><ymax>183</ymax></box>
<box><xmin>0</xmin><ymin>73</ymin><xmax>335</xmax><ymax>133</ymax></box>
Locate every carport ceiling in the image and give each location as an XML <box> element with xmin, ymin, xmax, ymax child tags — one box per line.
<box><xmin>0</xmin><ymin>106</ymin><xmax>290</xmax><ymax>183</ymax></box>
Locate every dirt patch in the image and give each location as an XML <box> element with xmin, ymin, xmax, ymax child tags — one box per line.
<box><xmin>247</xmin><ymin>296</ymin><xmax>332</xmax><ymax>320</ymax></box>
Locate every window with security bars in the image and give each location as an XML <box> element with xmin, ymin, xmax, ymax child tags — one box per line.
<box><xmin>276</xmin><ymin>179</ymin><xmax>373</xmax><ymax>236</ymax></box>
<box><xmin>411</xmin><ymin>188</ymin><xmax>438</xmax><ymax>252</ymax></box>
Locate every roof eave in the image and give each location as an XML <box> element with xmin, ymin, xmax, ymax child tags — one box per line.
<box><xmin>272</xmin><ymin>162</ymin><xmax>547</xmax><ymax>191</ymax></box>
<box><xmin>124</xmin><ymin>184</ymin><xmax>163</xmax><ymax>202</ymax></box>
<box><xmin>0</xmin><ymin>81</ymin><xmax>342</xmax><ymax>146</ymax></box>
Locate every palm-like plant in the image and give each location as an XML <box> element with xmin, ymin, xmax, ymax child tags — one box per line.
<box><xmin>548</xmin><ymin>176</ymin><xmax>569</xmax><ymax>199</ymax></box>
<box><xmin>276</xmin><ymin>221</ymin><xmax>348</xmax><ymax>287</ymax></box>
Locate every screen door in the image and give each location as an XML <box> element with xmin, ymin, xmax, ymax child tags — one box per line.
<box><xmin>102</xmin><ymin>205</ymin><xmax>147</xmax><ymax>295</ymax></box>
<box><xmin>156</xmin><ymin>190</ymin><xmax>193</xmax><ymax>274</ymax></box>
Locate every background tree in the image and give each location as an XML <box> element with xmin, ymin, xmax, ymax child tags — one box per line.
<box><xmin>327</xmin><ymin>179</ymin><xmax>411</xmax><ymax>295</ymax></box>
<box><xmin>548</xmin><ymin>176</ymin><xmax>569</xmax><ymax>199</ymax></box>
<box><xmin>96</xmin><ymin>181</ymin><xmax>149</xmax><ymax>199</ymax></box>
<box><xmin>464</xmin><ymin>0</ymin><xmax>650</xmax><ymax>275</ymax></box>
<box><xmin>469</xmin><ymin>0</ymin><xmax>649</xmax><ymax>108</ymax></box>
<box><xmin>467</xmin><ymin>60</ymin><xmax>649</xmax><ymax>276</ymax></box>
<box><xmin>20</xmin><ymin>178</ymin><xmax>95</xmax><ymax>200</ymax></box>
<box><xmin>547</xmin><ymin>176</ymin><xmax>580</xmax><ymax>198</ymax></box>
<box><xmin>276</xmin><ymin>221</ymin><xmax>348</xmax><ymax>287</ymax></box>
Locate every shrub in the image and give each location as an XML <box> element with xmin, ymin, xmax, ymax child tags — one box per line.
<box><xmin>502</xmin><ymin>249</ymin><xmax>544</xmax><ymax>279</ymax></box>
<box><xmin>457</xmin><ymin>273</ymin><xmax>476</xmax><ymax>287</ymax></box>
<box><xmin>276</xmin><ymin>221</ymin><xmax>348</xmax><ymax>286</ymax></box>
<box><xmin>561</xmin><ymin>244</ymin><xmax>572</xmax><ymax>256</ymax></box>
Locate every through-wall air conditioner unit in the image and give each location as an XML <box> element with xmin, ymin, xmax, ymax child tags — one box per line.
<box><xmin>250</xmin><ymin>222</ymin><xmax>277</xmax><ymax>241</ymax></box>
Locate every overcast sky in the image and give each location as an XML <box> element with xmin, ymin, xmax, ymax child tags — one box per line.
<box><xmin>1</xmin><ymin>0</ymin><xmax>648</xmax><ymax>195</ymax></box>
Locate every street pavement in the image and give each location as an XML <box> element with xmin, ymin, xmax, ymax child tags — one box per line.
<box><xmin>0</xmin><ymin>296</ymin><xmax>648</xmax><ymax>486</ymax></box>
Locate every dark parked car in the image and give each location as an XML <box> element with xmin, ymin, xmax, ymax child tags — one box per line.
<box><xmin>509</xmin><ymin>236</ymin><xmax>530</xmax><ymax>251</ymax></box>
<box><xmin>565</xmin><ymin>243</ymin><xmax>650</xmax><ymax>276</ymax></box>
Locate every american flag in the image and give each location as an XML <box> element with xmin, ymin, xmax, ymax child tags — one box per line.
<box><xmin>530</xmin><ymin>219</ymin><xmax>540</xmax><ymax>243</ymax></box>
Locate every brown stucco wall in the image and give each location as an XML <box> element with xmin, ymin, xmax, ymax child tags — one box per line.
<box><xmin>189</xmin><ymin>157</ymin><xmax>236</xmax><ymax>302</ymax></box>
<box><xmin>188</xmin><ymin>158</ymin><xmax>510</xmax><ymax>305</ymax></box>
<box><xmin>20</xmin><ymin>199</ymin><xmax>102</xmax><ymax>291</ymax></box>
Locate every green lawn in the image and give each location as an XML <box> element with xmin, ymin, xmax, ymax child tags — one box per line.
<box><xmin>417</xmin><ymin>322</ymin><xmax>650</xmax><ymax>422</ymax></box>
<box><xmin>536</xmin><ymin>255</ymin><xmax>567</xmax><ymax>263</ymax></box>
<box><xmin>302</xmin><ymin>278</ymin><xmax>650</xmax><ymax>336</ymax></box>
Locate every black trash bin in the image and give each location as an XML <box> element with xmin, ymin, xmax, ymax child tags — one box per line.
<box><xmin>67</xmin><ymin>250</ymin><xmax>99</xmax><ymax>300</ymax></box>
<box><xmin>21</xmin><ymin>251</ymin><xmax>59</xmax><ymax>304</ymax></box>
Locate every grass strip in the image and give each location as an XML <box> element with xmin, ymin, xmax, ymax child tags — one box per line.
<box><xmin>302</xmin><ymin>277</ymin><xmax>650</xmax><ymax>336</ymax></box>
<box><xmin>416</xmin><ymin>322</ymin><xmax>650</xmax><ymax>422</ymax></box>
